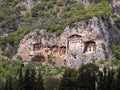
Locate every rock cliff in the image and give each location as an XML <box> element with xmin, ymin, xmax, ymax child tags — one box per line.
<box><xmin>16</xmin><ymin>16</ymin><xmax>120</xmax><ymax>68</ymax></box>
<box><xmin>0</xmin><ymin>0</ymin><xmax>120</xmax><ymax>68</ymax></box>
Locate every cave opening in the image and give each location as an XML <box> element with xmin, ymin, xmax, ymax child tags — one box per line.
<box><xmin>51</xmin><ymin>45</ymin><xmax>58</xmax><ymax>57</ymax></box>
<box><xmin>33</xmin><ymin>43</ymin><xmax>42</xmax><ymax>51</ymax></box>
<box><xmin>32</xmin><ymin>55</ymin><xmax>46</xmax><ymax>62</ymax></box>
<box><xmin>83</xmin><ymin>41</ymin><xmax>96</xmax><ymax>53</ymax></box>
<box><xmin>60</xmin><ymin>46</ymin><xmax>66</xmax><ymax>56</ymax></box>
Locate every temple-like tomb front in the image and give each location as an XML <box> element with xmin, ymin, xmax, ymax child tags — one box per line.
<box><xmin>83</xmin><ymin>41</ymin><xmax>96</xmax><ymax>53</ymax></box>
<box><xmin>44</xmin><ymin>48</ymin><xmax>50</xmax><ymax>55</ymax></box>
<box><xmin>60</xmin><ymin>46</ymin><xmax>66</xmax><ymax>56</ymax></box>
<box><xmin>68</xmin><ymin>34</ymin><xmax>82</xmax><ymax>50</ymax></box>
<box><xmin>33</xmin><ymin>43</ymin><xmax>42</xmax><ymax>51</ymax></box>
<box><xmin>51</xmin><ymin>45</ymin><xmax>59</xmax><ymax>57</ymax></box>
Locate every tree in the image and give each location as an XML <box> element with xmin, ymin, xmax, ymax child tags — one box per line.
<box><xmin>97</xmin><ymin>66</ymin><xmax>115</xmax><ymax>90</ymax></box>
<box><xmin>77</xmin><ymin>63</ymin><xmax>99</xmax><ymax>90</ymax></box>
<box><xmin>29</xmin><ymin>69</ymin><xmax>36</xmax><ymax>90</ymax></box>
<box><xmin>59</xmin><ymin>68</ymin><xmax>76</xmax><ymax>90</ymax></box>
<box><xmin>44</xmin><ymin>78</ymin><xmax>60</xmax><ymax>90</ymax></box>
<box><xmin>115</xmin><ymin>67</ymin><xmax>120</xmax><ymax>90</ymax></box>
<box><xmin>34</xmin><ymin>71</ymin><xmax>45</xmax><ymax>90</ymax></box>
<box><xmin>97</xmin><ymin>70</ymin><xmax>104</xmax><ymax>90</ymax></box>
<box><xmin>17</xmin><ymin>66</ymin><xmax>24</xmax><ymax>90</ymax></box>
<box><xmin>23</xmin><ymin>68</ymin><xmax>31</xmax><ymax>90</ymax></box>
<box><xmin>113</xmin><ymin>46</ymin><xmax>120</xmax><ymax>60</ymax></box>
<box><xmin>4</xmin><ymin>76</ymin><xmax>12</xmax><ymax>90</ymax></box>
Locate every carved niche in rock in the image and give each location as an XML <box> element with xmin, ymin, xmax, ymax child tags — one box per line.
<box><xmin>60</xmin><ymin>46</ymin><xmax>66</xmax><ymax>56</ymax></box>
<box><xmin>83</xmin><ymin>41</ymin><xmax>96</xmax><ymax>53</ymax></box>
<box><xmin>44</xmin><ymin>49</ymin><xmax>49</xmax><ymax>54</ymax></box>
<box><xmin>32</xmin><ymin>55</ymin><xmax>46</xmax><ymax>62</ymax></box>
<box><xmin>33</xmin><ymin>43</ymin><xmax>43</xmax><ymax>51</ymax></box>
<box><xmin>44</xmin><ymin>47</ymin><xmax>50</xmax><ymax>55</ymax></box>
<box><xmin>68</xmin><ymin>34</ymin><xmax>82</xmax><ymax>50</ymax></box>
<box><xmin>51</xmin><ymin>45</ymin><xmax>59</xmax><ymax>57</ymax></box>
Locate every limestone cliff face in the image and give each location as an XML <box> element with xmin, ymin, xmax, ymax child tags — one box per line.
<box><xmin>16</xmin><ymin>16</ymin><xmax>120</xmax><ymax>68</ymax></box>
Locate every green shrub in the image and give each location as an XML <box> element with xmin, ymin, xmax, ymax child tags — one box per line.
<box><xmin>38</xmin><ymin>11</ymin><xmax>49</xmax><ymax>17</ymax></box>
<box><xmin>0</xmin><ymin>37</ymin><xmax>5</xmax><ymax>44</ymax></box>
<box><xmin>113</xmin><ymin>46</ymin><xmax>120</xmax><ymax>60</ymax></box>
<box><xmin>23</xmin><ymin>13</ymin><xmax>33</xmax><ymax>22</ymax></box>
<box><xmin>44</xmin><ymin>78</ymin><xmax>60</xmax><ymax>90</ymax></box>
<box><xmin>49</xmin><ymin>9</ymin><xmax>57</xmax><ymax>15</ymax></box>
<box><xmin>47</xmin><ymin>1</ymin><xmax>54</xmax><ymax>8</ymax></box>
<box><xmin>13</xmin><ymin>5</ymin><xmax>26</xmax><ymax>12</ymax></box>
<box><xmin>56</xmin><ymin>0</ymin><xmax>64</xmax><ymax>6</ymax></box>
<box><xmin>56</xmin><ymin>29</ymin><xmax>62</xmax><ymax>36</ymax></box>
<box><xmin>2</xmin><ymin>49</ymin><xmax>12</xmax><ymax>58</ymax></box>
<box><xmin>8</xmin><ymin>26</ymin><xmax>31</xmax><ymax>47</ymax></box>
<box><xmin>114</xmin><ymin>16</ymin><xmax>120</xmax><ymax>22</ymax></box>
<box><xmin>10</xmin><ymin>0</ymin><xmax>19</xmax><ymax>7</ymax></box>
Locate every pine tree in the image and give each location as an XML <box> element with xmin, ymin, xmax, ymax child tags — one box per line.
<box><xmin>115</xmin><ymin>67</ymin><xmax>120</xmax><ymax>90</ymax></box>
<box><xmin>29</xmin><ymin>68</ymin><xmax>36</xmax><ymax>90</ymax></box>
<box><xmin>24</xmin><ymin>68</ymin><xmax>31</xmax><ymax>90</ymax></box>
<box><xmin>4</xmin><ymin>76</ymin><xmax>12</xmax><ymax>90</ymax></box>
<box><xmin>77</xmin><ymin>63</ymin><xmax>99</xmax><ymax>90</ymax></box>
<box><xmin>59</xmin><ymin>69</ymin><xmax>74</xmax><ymax>90</ymax></box>
<box><xmin>97</xmin><ymin>70</ymin><xmax>104</xmax><ymax>90</ymax></box>
<box><xmin>34</xmin><ymin>71</ymin><xmax>45</xmax><ymax>90</ymax></box>
<box><xmin>18</xmin><ymin>66</ymin><xmax>24</xmax><ymax>90</ymax></box>
<box><xmin>97</xmin><ymin>67</ymin><xmax>115</xmax><ymax>90</ymax></box>
<box><xmin>107</xmin><ymin>68</ymin><xmax>115</xmax><ymax>90</ymax></box>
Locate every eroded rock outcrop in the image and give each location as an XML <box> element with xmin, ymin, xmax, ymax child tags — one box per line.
<box><xmin>16</xmin><ymin>17</ymin><xmax>115</xmax><ymax>68</ymax></box>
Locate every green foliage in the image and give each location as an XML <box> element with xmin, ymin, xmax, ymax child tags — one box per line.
<box><xmin>0</xmin><ymin>60</ymin><xmax>66</xmax><ymax>89</ymax></box>
<box><xmin>115</xmin><ymin>67</ymin><xmax>120</xmax><ymax>90</ymax></box>
<box><xmin>49</xmin><ymin>8</ymin><xmax>57</xmax><ymax>15</ymax></box>
<box><xmin>0</xmin><ymin>37</ymin><xmax>5</xmax><ymax>45</ymax></box>
<box><xmin>23</xmin><ymin>13</ymin><xmax>33</xmax><ymax>22</ymax></box>
<box><xmin>31</xmin><ymin>2</ymin><xmax>46</xmax><ymax>17</ymax></box>
<box><xmin>24</xmin><ymin>68</ymin><xmax>31</xmax><ymax>90</ymax></box>
<box><xmin>56</xmin><ymin>29</ymin><xmax>62</xmax><ymax>36</ymax></box>
<box><xmin>112</xmin><ymin>46</ymin><xmax>120</xmax><ymax>60</ymax></box>
<box><xmin>97</xmin><ymin>66</ymin><xmax>115</xmax><ymax>90</ymax></box>
<box><xmin>47</xmin><ymin>1</ymin><xmax>54</xmax><ymax>8</ymax></box>
<box><xmin>8</xmin><ymin>27</ymin><xmax>31</xmax><ymax>47</ymax></box>
<box><xmin>13</xmin><ymin>5</ymin><xmax>27</xmax><ymax>12</ymax></box>
<box><xmin>35</xmin><ymin>71</ymin><xmax>45</xmax><ymax>90</ymax></box>
<box><xmin>38</xmin><ymin>10</ymin><xmax>49</xmax><ymax>17</ymax></box>
<box><xmin>10</xmin><ymin>0</ymin><xmax>19</xmax><ymax>7</ymax></box>
<box><xmin>114</xmin><ymin>16</ymin><xmax>120</xmax><ymax>22</ymax></box>
<box><xmin>77</xmin><ymin>63</ymin><xmax>99</xmax><ymax>90</ymax></box>
<box><xmin>61</xmin><ymin>0</ymin><xmax>112</xmax><ymax>22</ymax></box>
<box><xmin>113</xmin><ymin>15</ymin><xmax>120</xmax><ymax>28</ymax></box>
<box><xmin>56</xmin><ymin>0</ymin><xmax>64</xmax><ymax>6</ymax></box>
<box><xmin>45</xmin><ymin>24</ymin><xmax>62</xmax><ymax>33</ymax></box>
<box><xmin>30</xmin><ymin>0</ymin><xmax>112</xmax><ymax>37</ymax></box>
<box><xmin>44</xmin><ymin>78</ymin><xmax>60</xmax><ymax>90</ymax></box>
<box><xmin>111</xmin><ymin>57</ymin><xmax>120</xmax><ymax>66</ymax></box>
<box><xmin>8</xmin><ymin>33</ymin><xmax>16</xmax><ymax>45</ymax></box>
<box><xmin>59</xmin><ymin>68</ymin><xmax>77</xmax><ymax>90</ymax></box>
<box><xmin>2</xmin><ymin>49</ymin><xmax>12</xmax><ymax>58</ymax></box>
<box><xmin>85</xmin><ymin>1</ymin><xmax>112</xmax><ymax>19</ymax></box>
<box><xmin>16</xmin><ymin>55</ymin><xmax>23</xmax><ymax>60</ymax></box>
<box><xmin>0</xmin><ymin>0</ymin><xmax>18</xmax><ymax>34</ymax></box>
<box><xmin>1</xmin><ymin>61</ymin><xmax>120</xmax><ymax>90</ymax></box>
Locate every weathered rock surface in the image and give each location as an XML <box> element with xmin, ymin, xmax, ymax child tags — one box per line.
<box><xmin>15</xmin><ymin>16</ymin><xmax>119</xmax><ymax>68</ymax></box>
